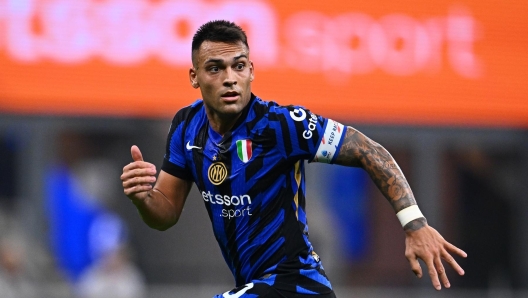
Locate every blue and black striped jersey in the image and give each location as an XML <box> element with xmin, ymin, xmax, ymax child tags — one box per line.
<box><xmin>162</xmin><ymin>94</ymin><xmax>346</xmax><ymax>294</ymax></box>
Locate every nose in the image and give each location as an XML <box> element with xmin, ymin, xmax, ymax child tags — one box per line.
<box><xmin>223</xmin><ymin>68</ymin><xmax>237</xmax><ymax>86</ymax></box>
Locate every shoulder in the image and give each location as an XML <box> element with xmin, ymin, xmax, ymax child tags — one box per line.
<box><xmin>170</xmin><ymin>99</ymin><xmax>204</xmax><ymax>126</ymax></box>
<box><xmin>166</xmin><ymin>100</ymin><xmax>205</xmax><ymax>144</ymax></box>
<box><xmin>251</xmin><ymin>95</ymin><xmax>308</xmax><ymax>121</ymax></box>
<box><xmin>247</xmin><ymin>96</ymin><xmax>299</xmax><ymax>133</ymax></box>
<box><xmin>249</xmin><ymin>97</ymin><xmax>325</xmax><ymax>137</ymax></box>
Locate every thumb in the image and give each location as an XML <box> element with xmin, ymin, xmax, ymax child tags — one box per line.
<box><xmin>131</xmin><ymin>145</ymin><xmax>144</xmax><ymax>162</ymax></box>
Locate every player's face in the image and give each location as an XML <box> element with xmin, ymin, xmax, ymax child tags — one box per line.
<box><xmin>190</xmin><ymin>41</ymin><xmax>254</xmax><ymax>126</ymax></box>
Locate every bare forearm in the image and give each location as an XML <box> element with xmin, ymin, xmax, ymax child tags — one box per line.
<box><xmin>133</xmin><ymin>188</ymin><xmax>180</xmax><ymax>231</ymax></box>
<box><xmin>335</xmin><ymin>128</ymin><xmax>426</xmax><ymax>231</ymax></box>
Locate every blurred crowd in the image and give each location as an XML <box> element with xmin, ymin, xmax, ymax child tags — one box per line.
<box><xmin>0</xmin><ymin>126</ymin><xmax>527</xmax><ymax>298</ymax></box>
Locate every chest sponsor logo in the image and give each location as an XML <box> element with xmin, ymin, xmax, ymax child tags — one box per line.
<box><xmin>202</xmin><ymin>191</ymin><xmax>253</xmax><ymax>220</ymax></box>
<box><xmin>208</xmin><ymin>162</ymin><xmax>228</xmax><ymax>185</ymax></box>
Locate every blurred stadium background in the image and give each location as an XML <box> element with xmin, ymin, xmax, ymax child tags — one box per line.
<box><xmin>1</xmin><ymin>0</ymin><xmax>527</xmax><ymax>297</ymax></box>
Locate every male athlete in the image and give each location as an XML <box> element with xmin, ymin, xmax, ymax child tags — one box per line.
<box><xmin>121</xmin><ymin>20</ymin><xmax>466</xmax><ymax>297</ymax></box>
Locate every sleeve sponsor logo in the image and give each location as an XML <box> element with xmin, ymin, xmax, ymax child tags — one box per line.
<box><xmin>302</xmin><ymin>112</ymin><xmax>319</xmax><ymax>140</ymax></box>
<box><xmin>289</xmin><ymin>108</ymin><xmax>306</xmax><ymax>121</ymax></box>
<box><xmin>289</xmin><ymin>107</ymin><xmax>318</xmax><ymax>140</ymax></box>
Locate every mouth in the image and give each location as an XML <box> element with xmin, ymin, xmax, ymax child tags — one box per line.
<box><xmin>221</xmin><ymin>91</ymin><xmax>240</xmax><ymax>101</ymax></box>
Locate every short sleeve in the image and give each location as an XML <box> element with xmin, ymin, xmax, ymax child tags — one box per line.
<box><xmin>161</xmin><ymin>108</ymin><xmax>193</xmax><ymax>180</ymax></box>
<box><xmin>269</xmin><ymin>105</ymin><xmax>347</xmax><ymax>163</ymax></box>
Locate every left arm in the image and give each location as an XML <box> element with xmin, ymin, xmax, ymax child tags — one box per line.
<box><xmin>334</xmin><ymin>126</ymin><xmax>467</xmax><ymax>290</ymax></box>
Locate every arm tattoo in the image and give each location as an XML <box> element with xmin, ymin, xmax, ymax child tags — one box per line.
<box><xmin>336</xmin><ymin>128</ymin><xmax>424</xmax><ymax>230</ymax></box>
<box><xmin>404</xmin><ymin>218</ymin><xmax>427</xmax><ymax>232</ymax></box>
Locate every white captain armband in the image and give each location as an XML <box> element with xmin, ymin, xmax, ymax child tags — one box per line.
<box><xmin>396</xmin><ymin>205</ymin><xmax>425</xmax><ymax>227</ymax></box>
<box><xmin>313</xmin><ymin>119</ymin><xmax>345</xmax><ymax>163</ymax></box>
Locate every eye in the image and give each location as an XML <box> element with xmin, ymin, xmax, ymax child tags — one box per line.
<box><xmin>235</xmin><ymin>63</ymin><xmax>245</xmax><ymax>70</ymax></box>
<box><xmin>209</xmin><ymin>66</ymin><xmax>219</xmax><ymax>73</ymax></box>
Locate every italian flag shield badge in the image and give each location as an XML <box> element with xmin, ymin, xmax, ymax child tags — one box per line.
<box><xmin>236</xmin><ymin>139</ymin><xmax>253</xmax><ymax>163</ymax></box>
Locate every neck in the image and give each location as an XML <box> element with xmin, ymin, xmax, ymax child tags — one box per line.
<box><xmin>207</xmin><ymin>112</ymin><xmax>242</xmax><ymax>136</ymax></box>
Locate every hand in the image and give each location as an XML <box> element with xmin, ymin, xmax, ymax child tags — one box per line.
<box><xmin>404</xmin><ymin>224</ymin><xmax>467</xmax><ymax>290</ymax></box>
<box><xmin>120</xmin><ymin>145</ymin><xmax>157</xmax><ymax>203</ymax></box>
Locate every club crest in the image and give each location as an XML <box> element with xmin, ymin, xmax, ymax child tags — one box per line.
<box><xmin>208</xmin><ymin>162</ymin><xmax>228</xmax><ymax>185</ymax></box>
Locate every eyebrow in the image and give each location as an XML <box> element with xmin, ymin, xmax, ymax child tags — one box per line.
<box><xmin>204</xmin><ymin>54</ymin><xmax>248</xmax><ymax>65</ymax></box>
<box><xmin>233</xmin><ymin>54</ymin><xmax>248</xmax><ymax>61</ymax></box>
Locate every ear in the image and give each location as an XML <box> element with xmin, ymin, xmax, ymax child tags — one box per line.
<box><xmin>249</xmin><ymin>60</ymin><xmax>255</xmax><ymax>82</ymax></box>
<box><xmin>189</xmin><ymin>67</ymin><xmax>199</xmax><ymax>89</ymax></box>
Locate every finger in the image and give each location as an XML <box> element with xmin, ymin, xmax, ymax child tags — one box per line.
<box><xmin>121</xmin><ymin>166</ymin><xmax>157</xmax><ymax>181</ymax></box>
<box><xmin>122</xmin><ymin>161</ymin><xmax>156</xmax><ymax>174</ymax></box>
<box><xmin>425</xmin><ymin>258</ymin><xmax>441</xmax><ymax>290</ymax></box>
<box><xmin>435</xmin><ymin>256</ymin><xmax>450</xmax><ymax>289</ymax></box>
<box><xmin>442</xmin><ymin>250</ymin><xmax>465</xmax><ymax>276</ymax></box>
<box><xmin>406</xmin><ymin>253</ymin><xmax>423</xmax><ymax>278</ymax></box>
<box><xmin>122</xmin><ymin>160</ymin><xmax>157</xmax><ymax>178</ymax></box>
<box><xmin>445</xmin><ymin>241</ymin><xmax>467</xmax><ymax>258</ymax></box>
<box><xmin>124</xmin><ymin>184</ymin><xmax>153</xmax><ymax>196</ymax></box>
<box><xmin>131</xmin><ymin>145</ymin><xmax>144</xmax><ymax>162</ymax></box>
<box><xmin>122</xmin><ymin>176</ymin><xmax>157</xmax><ymax>188</ymax></box>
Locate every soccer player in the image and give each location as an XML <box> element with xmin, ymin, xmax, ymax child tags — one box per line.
<box><xmin>121</xmin><ymin>20</ymin><xmax>466</xmax><ymax>297</ymax></box>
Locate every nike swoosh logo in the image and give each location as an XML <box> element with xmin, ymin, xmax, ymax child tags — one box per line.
<box><xmin>186</xmin><ymin>141</ymin><xmax>202</xmax><ymax>150</ymax></box>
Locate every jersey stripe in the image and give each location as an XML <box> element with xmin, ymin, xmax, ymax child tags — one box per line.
<box><xmin>293</xmin><ymin>160</ymin><xmax>302</xmax><ymax>219</ymax></box>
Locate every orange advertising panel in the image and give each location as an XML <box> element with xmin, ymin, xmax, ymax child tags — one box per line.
<box><xmin>0</xmin><ymin>0</ymin><xmax>527</xmax><ymax>127</ymax></box>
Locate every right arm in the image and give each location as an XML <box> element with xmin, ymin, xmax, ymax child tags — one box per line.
<box><xmin>121</xmin><ymin>145</ymin><xmax>192</xmax><ymax>231</ymax></box>
<box><xmin>334</xmin><ymin>127</ymin><xmax>466</xmax><ymax>290</ymax></box>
